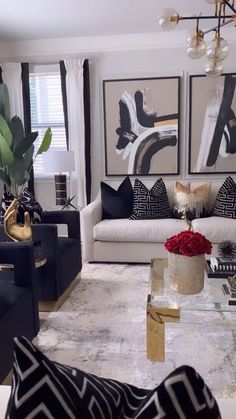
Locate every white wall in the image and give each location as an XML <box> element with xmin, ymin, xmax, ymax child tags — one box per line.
<box><xmin>0</xmin><ymin>31</ymin><xmax>236</xmax><ymax>207</ymax></box>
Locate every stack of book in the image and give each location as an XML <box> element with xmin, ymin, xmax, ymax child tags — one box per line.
<box><xmin>206</xmin><ymin>257</ymin><xmax>236</xmax><ymax>278</ymax></box>
<box><xmin>222</xmin><ymin>276</ymin><xmax>236</xmax><ymax>305</ymax></box>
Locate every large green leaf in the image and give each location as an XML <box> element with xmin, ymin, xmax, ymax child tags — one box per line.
<box><xmin>0</xmin><ymin>169</ymin><xmax>11</xmax><ymax>187</ymax></box>
<box><xmin>14</xmin><ymin>131</ymin><xmax>38</xmax><ymax>157</ymax></box>
<box><xmin>10</xmin><ymin>116</ymin><xmax>25</xmax><ymax>152</ymax></box>
<box><xmin>8</xmin><ymin>156</ymin><xmax>28</xmax><ymax>186</ymax></box>
<box><xmin>0</xmin><ymin>84</ymin><xmax>11</xmax><ymax>123</ymax></box>
<box><xmin>36</xmin><ymin>127</ymin><xmax>52</xmax><ymax>155</ymax></box>
<box><xmin>0</xmin><ymin>114</ymin><xmax>13</xmax><ymax>147</ymax></box>
<box><xmin>24</xmin><ymin>145</ymin><xmax>34</xmax><ymax>172</ymax></box>
<box><xmin>0</xmin><ymin>132</ymin><xmax>14</xmax><ymax>166</ymax></box>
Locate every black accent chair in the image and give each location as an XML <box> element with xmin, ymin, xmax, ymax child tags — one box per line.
<box><xmin>0</xmin><ymin>242</ymin><xmax>39</xmax><ymax>383</ymax></box>
<box><xmin>0</xmin><ymin>210</ymin><xmax>81</xmax><ymax>302</ymax></box>
<box><xmin>31</xmin><ymin>210</ymin><xmax>81</xmax><ymax>301</ymax></box>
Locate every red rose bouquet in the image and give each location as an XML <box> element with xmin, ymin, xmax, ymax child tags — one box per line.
<box><xmin>165</xmin><ymin>230</ymin><xmax>212</xmax><ymax>257</ymax></box>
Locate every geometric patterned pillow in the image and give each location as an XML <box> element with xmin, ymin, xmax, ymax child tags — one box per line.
<box><xmin>0</xmin><ymin>190</ymin><xmax>16</xmax><ymax>224</ymax></box>
<box><xmin>6</xmin><ymin>337</ymin><xmax>149</xmax><ymax>418</ymax></box>
<box><xmin>6</xmin><ymin>337</ymin><xmax>221</xmax><ymax>419</ymax></box>
<box><xmin>211</xmin><ymin>176</ymin><xmax>236</xmax><ymax>219</ymax></box>
<box><xmin>0</xmin><ymin>188</ymin><xmax>42</xmax><ymax>225</ymax></box>
<box><xmin>130</xmin><ymin>178</ymin><xmax>172</xmax><ymax>220</ymax></box>
<box><xmin>134</xmin><ymin>365</ymin><xmax>221</xmax><ymax>419</ymax></box>
<box><xmin>18</xmin><ymin>188</ymin><xmax>43</xmax><ymax>224</ymax></box>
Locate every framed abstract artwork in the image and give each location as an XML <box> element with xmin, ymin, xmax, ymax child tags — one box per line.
<box><xmin>103</xmin><ymin>76</ymin><xmax>180</xmax><ymax>176</ymax></box>
<box><xmin>189</xmin><ymin>73</ymin><xmax>236</xmax><ymax>174</ymax></box>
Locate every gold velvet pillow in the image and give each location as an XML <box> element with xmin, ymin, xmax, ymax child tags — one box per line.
<box><xmin>172</xmin><ymin>181</ymin><xmax>211</xmax><ymax>220</ymax></box>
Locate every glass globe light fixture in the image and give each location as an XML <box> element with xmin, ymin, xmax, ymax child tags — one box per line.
<box><xmin>158</xmin><ymin>8</ymin><xmax>179</xmax><ymax>30</ymax></box>
<box><xmin>205</xmin><ymin>59</ymin><xmax>223</xmax><ymax>78</ymax></box>
<box><xmin>186</xmin><ymin>30</ymin><xmax>207</xmax><ymax>59</ymax></box>
<box><xmin>206</xmin><ymin>35</ymin><xmax>229</xmax><ymax>62</ymax></box>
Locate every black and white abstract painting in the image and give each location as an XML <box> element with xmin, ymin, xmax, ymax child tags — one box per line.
<box><xmin>189</xmin><ymin>73</ymin><xmax>236</xmax><ymax>174</ymax></box>
<box><xmin>103</xmin><ymin>77</ymin><xmax>180</xmax><ymax>176</ymax></box>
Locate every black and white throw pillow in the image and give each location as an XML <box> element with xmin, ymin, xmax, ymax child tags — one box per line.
<box><xmin>7</xmin><ymin>337</ymin><xmax>221</xmax><ymax>419</ymax></box>
<box><xmin>18</xmin><ymin>188</ymin><xmax>42</xmax><ymax>224</ymax></box>
<box><xmin>101</xmin><ymin>176</ymin><xmax>133</xmax><ymax>219</ymax></box>
<box><xmin>134</xmin><ymin>365</ymin><xmax>221</xmax><ymax>419</ymax></box>
<box><xmin>6</xmin><ymin>336</ymin><xmax>149</xmax><ymax>418</ymax></box>
<box><xmin>0</xmin><ymin>188</ymin><xmax>42</xmax><ymax>225</ymax></box>
<box><xmin>130</xmin><ymin>178</ymin><xmax>172</xmax><ymax>220</ymax></box>
<box><xmin>0</xmin><ymin>190</ymin><xmax>15</xmax><ymax>223</ymax></box>
<box><xmin>211</xmin><ymin>176</ymin><xmax>236</xmax><ymax>219</ymax></box>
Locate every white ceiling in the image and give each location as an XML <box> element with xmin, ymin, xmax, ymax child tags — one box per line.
<box><xmin>0</xmin><ymin>0</ymin><xmax>235</xmax><ymax>42</ymax></box>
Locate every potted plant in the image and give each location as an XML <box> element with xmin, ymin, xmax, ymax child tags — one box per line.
<box><xmin>0</xmin><ymin>83</ymin><xmax>52</xmax><ymax>197</ymax></box>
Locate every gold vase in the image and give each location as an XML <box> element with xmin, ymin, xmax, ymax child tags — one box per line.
<box><xmin>168</xmin><ymin>252</ymin><xmax>205</xmax><ymax>295</ymax></box>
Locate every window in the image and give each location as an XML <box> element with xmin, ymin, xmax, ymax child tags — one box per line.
<box><xmin>29</xmin><ymin>64</ymin><xmax>67</xmax><ymax>176</ymax></box>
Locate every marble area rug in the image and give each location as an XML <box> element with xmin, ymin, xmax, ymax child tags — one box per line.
<box><xmin>36</xmin><ymin>263</ymin><xmax>236</xmax><ymax>400</ymax></box>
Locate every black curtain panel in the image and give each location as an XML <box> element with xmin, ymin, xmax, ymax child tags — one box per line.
<box><xmin>83</xmin><ymin>59</ymin><xmax>91</xmax><ymax>204</ymax></box>
<box><xmin>0</xmin><ymin>66</ymin><xmax>3</xmax><ymax>84</ymax></box>
<box><xmin>59</xmin><ymin>59</ymin><xmax>91</xmax><ymax>204</ymax></box>
<box><xmin>59</xmin><ymin>60</ymin><xmax>69</xmax><ymax>148</ymax></box>
<box><xmin>21</xmin><ymin>62</ymin><xmax>35</xmax><ymax>195</ymax></box>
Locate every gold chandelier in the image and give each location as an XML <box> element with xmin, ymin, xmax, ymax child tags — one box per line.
<box><xmin>158</xmin><ymin>0</ymin><xmax>236</xmax><ymax>78</ymax></box>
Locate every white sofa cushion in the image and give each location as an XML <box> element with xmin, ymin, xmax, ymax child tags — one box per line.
<box><xmin>192</xmin><ymin>216</ymin><xmax>236</xmax><ymax>243</ymax></box>
<box><xmin>94</xmin><ymin>218</ymin><xmax>186</xmax><ymax>242</ymax></box>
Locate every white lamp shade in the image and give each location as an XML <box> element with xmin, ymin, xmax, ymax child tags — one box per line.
<box><xmin>43</xmin><ymin>150</ymin><xmax>75</xmax><ymax>173</ymax></box>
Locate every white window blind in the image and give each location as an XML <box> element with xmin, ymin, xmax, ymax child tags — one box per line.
<box><xmin>29</xmin><ymin>64</ymin><xmax>67</xmax><ymax>175</ymax></box>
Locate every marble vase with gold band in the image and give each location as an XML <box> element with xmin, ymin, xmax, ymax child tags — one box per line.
<box><xmin>168</xmin><ymin>252</ymin><xmax>205</xmax><ymax>295</ymax></box>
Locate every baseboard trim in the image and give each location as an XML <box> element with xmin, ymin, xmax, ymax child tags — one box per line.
<box><xmin>38</xmin><ymin>273</ymin><xmax>81</xmax><ymax>312</ymax></box>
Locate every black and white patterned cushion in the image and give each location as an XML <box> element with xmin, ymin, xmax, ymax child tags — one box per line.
<box><xmin>18</xmin><ymin>188</ymin><xmax>42</xmax><ymax>224</ymax></box>
<box><xmin>211</xmin><ymin>176</ymin><xmax>236</xmax><ymax>219</ymax></box>
<box><xmin>6</xmin><ymin>337</ymin><xmax>221</xmax><ymax>419</ymax></box>
<box><xmin>134</xmin><ymin>365</ymin><xmax>221</xmax><ymax>419</ymax></box>
<box><xmin>6</xmin><ymin>336</ymin><xmax>149</xmax><ymax>418</ymax></box>
<box><xmin>130</xmin><ymin>178</ymin><xmax>171</xmax><ymax>220</ymax></box>
<box><xmin>0</xmin><ymin>190</ymin><xmax>15</xmax><ymax>223</ymax></box>
<box><xmin>0</xmin><ymin>188</ymin><xmax>42</xmax><ymax>225</ymax></box>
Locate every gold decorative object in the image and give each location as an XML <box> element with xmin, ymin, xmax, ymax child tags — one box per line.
<box><xmin>3</xmin><ymin>198</ymin><xmax>32</xmax><ymax>242</ymax></box>
<box><xmin>168</xmin><ymin>252</ymin><xmax>205</xmax><ymax>295</ymax></box>
<box><xmin>181</xmin><ymin>212</ymin><xmax>193</xmax><ymax>231</ymax></box>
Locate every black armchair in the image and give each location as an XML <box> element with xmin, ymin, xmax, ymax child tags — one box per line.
<box><xmin>31</xmin><ymin>210</ymin><xmax>82</xmax><ymax>302</ymax></box>
<box><xmin>0</xmin><ymin>242</ymin><xmax>39</xmax><ymax>383</ymax></box>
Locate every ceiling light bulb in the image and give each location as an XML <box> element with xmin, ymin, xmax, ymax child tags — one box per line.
<box><xmin>158</xmin><ymin>8</ymin><xmax>179</xmax><ymax>30</ymax></box>
<box><xmin>186</xmin><ymin>31</ymin><xmax>206</xmax><ymax>59</ymax></box>
<box><xmin>205</xmin><ymin>60</ymin><xmax>223</xmax><ymax>78</ymax></box>
<box><xmin>206</xmin><ymin>36</ymin><xmax>229</xmax><ymax>62</ymax></box>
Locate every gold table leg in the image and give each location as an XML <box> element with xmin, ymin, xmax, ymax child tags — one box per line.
<box><xmin>147</xmin><ymin>306</ymin><xmax>180</xmax><ymax>362</ymax></box>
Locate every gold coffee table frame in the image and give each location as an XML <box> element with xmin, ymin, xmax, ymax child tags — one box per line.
<box><xmin>147</xmin><ymin>258</ymin><xmax>180</xmax><ymax>362</ymax></box>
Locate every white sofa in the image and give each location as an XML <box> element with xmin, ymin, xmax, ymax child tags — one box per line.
<box><xmin>81</xmin><ymin>180</ymin><xmax>236</xmax><ymax>263</ymax></box>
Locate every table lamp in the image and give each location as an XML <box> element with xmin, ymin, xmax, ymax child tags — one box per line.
<box><xmin>43</xmin><ymin>150</ymin><xmax>75</xmax><ymax>206</ymax></box>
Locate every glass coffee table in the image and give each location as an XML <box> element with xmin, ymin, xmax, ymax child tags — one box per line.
<box><xmin>147</xmin><ymin>258</ymin><xmax>236</xmax><ymax>362</ymax></box>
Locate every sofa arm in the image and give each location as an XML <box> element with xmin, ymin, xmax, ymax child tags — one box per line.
<box><xmin>80</xmin><ymin>193</ymin><xmax>102</xmax><ymax>262</ymax></box>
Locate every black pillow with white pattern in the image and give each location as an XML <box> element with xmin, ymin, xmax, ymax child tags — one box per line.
<box><xmin>130</xmin><ymin>177</ymin><xmax>172</xmax><ymax>220</ymax></box>
<box><xmin>6</xmin><ymin>336</ymin><xmax>221</xmax><ymax>418</ymax></box>
<box><xmin>18</xmin><ymin>188</ymin><xmax>43</xmax><ymax>224</ymax></box>
<box><xmin>0</xmin><ymin>188</ymin><xmax>42</xmax><ymax>224</ymax></box>
<box><xmin>211</xmin><ymin>176</ymin><xmax>236</xmax><ymax>219</ymax></box>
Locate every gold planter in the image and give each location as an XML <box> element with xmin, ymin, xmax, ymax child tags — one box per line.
<box><xmin>168</xmin><ymin>252</ymin><xmax>205</xmax><ymax>295</ymax></box>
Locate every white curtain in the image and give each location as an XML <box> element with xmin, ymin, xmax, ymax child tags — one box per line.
<box><xmin>64</xmin><ymin>58</ymin><xmax>87</xmax><ymax>209</ymax></box>
<box><xmin>2</xmin><ymin>62</ymin><xmax>24</xmax><ymax>120</ymax></box>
